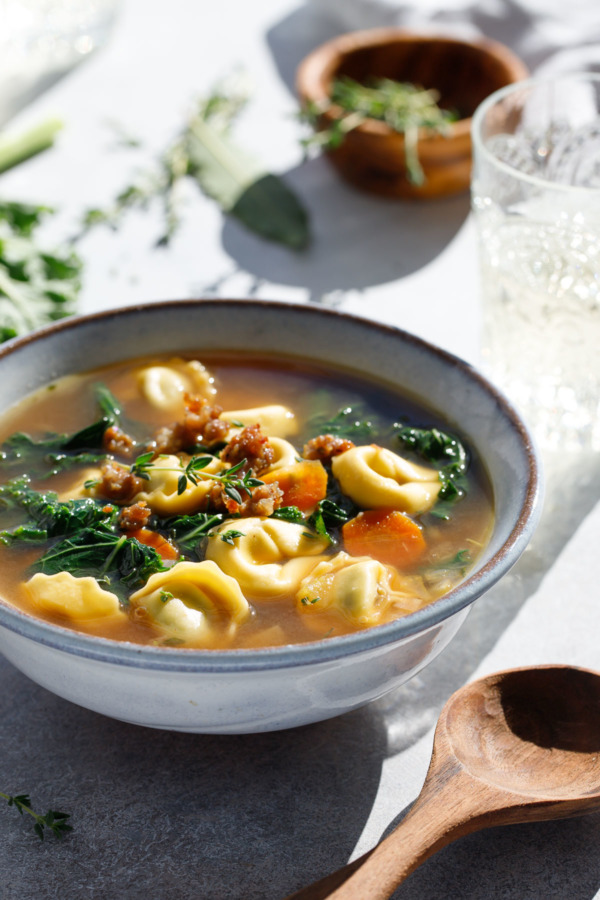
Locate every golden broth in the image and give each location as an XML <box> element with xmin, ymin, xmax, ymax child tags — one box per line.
<box><xmin>0</xmin><ymin>353</ymin><xmax>494</xmax><ymax>648</ymax></box>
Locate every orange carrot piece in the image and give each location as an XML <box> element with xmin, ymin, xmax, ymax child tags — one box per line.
<box><xmin>262</xmin><ymin>460</ymin><xmax>328</xmax><ymax>512</ymax></box>
<box><xmin>129</xmin><ymin>528</ymin><xmax>179</xmax><ymax>561</ymax></box>
<box><xmin>342</xmin><ymin>509</ymin><xmax>426</xmax><ymax>568</ymax></box>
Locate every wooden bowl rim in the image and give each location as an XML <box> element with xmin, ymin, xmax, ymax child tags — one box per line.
<box><xmin>296</xmin><ymin>27</ymin><xmax>529</xmax><ymax>143</ymax></box>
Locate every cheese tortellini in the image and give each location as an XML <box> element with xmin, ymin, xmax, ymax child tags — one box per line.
<box><xmin>205</xmin><ymin>517</ymin><xmax>330</xmax><ymax>599</ymax></box>
<box><xmin>24</xmin><ymin>572</ymin><xmax>124</xmax><ymax>622</ymax></box>
<box><xmin>137</xmin><ymin>358</ymin><xmax>216</xmax><ymax>412</ymax></box>
<box><xmin>129</xmin><ymin>560</ymin><xmax>250</xmax><ymax>643</ymax></box>
<box><xmin>134</xmin><ymin>454</ymin><xmax>224</xmax><ymax>515</ymax></box>
<box><xmin>221</xmin><ymin>404</ymin><xmax>298</xmax><ymax>438</ymax></box>
<box><xmin>296</xmin><ymin>552</ymin><xmax>431</xmax><ymax>630</ymax></box>
<box><xmin>263</xmin><ymin>437</ymin><xmax>299</xmax><ymax>472</ymax></box>
<box><xmin>331</xmin><ymin>445</ymin><xmax>441</xmax><ymax>514</ymax></box>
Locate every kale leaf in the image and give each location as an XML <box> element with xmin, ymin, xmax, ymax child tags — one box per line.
<box><xmin>37</xmin><ymin>525</ymin><xmax>167</xmax><ymax>600</ymax></box>
<box><xmin>396</xmin><ymin>425</ymin><xmax>469</xmax><ymax>520</ymax></box>
<box><xmin>0</xmin><ymin>477</ymin><xmax>117</xmax><ymax>543</ymax></box>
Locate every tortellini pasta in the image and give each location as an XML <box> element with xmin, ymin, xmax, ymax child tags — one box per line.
<box><xmin>137</xmin><ymin>358</ymin><xmax>216</xmax><ymax>412</ymax></box>
<box><xmin>24</xmin><ymin>572</ymin><xmax>124</xmax><ymax>622</ymax></box>
<box><xmin>331</xmin><ymin>445</ymin><xmax>441</xmax><ymax>514</ymax></box>
<box><xmin>296</xmin><ymin>552</ymin><xmax>431</xmax><ymax>629</ymax></box>
<box><xmin>205</xmin><ymin>517</ymin><xmax>329</xmax><ymax>599</ymax></box>
<box><xmin>262</xmin><ymin>437</ymin><xmax>300</xmax><ymax>472</ymax></box>
<box><xmin>221</xmin><ymin>404</ymin><xmax>298</xmax><ymax>438</ymax></box>
<box><xmin>129</xmin><ymin>560</ymin><xmax>250</xmax><ymax>642</ymax></box>
<box><xmin>134</xmin><ymin>453</ymin><xmax>224</xmax><ymax>515</ymax></box>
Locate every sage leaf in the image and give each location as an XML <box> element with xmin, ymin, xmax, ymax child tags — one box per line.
<box><xmin>185</xmin><ymin>109</ymin><xmax>310</xmax><ymax>251</ymax></box>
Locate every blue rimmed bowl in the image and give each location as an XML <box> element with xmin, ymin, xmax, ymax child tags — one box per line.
<box><xmin>0</xmin><ymin>300</ymin><xmax>541</xmax><ymax>733</ymax></box>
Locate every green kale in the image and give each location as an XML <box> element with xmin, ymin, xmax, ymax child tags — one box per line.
<box><xmin>163</xmin><ymin>511</ymin><xmax>226</xmax><ymax>557</ymax></box>
<box><xmin>306</xmin><ymin>402</ymin><xmax>378</xmax><ymax>441</ymax></box>
<box><xmin>0</xmin><ymin>477</ymin><xmax>117</xmax><ymax>543</ymax></box>
<box><xmin>37</xmin><ymin>525</ymin><xmax>168</xmax><ymax>600</ymax></box>
<box><xmin>396</xmin><ymin>425</ymin><xmax>469</xmax><ymax>519</ymax></box>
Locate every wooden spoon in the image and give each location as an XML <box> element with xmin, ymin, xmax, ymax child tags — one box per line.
<box><xmin>285</xmin><ymin>665</ymin><xmax>600</xmax><ymax>900</ymax></box>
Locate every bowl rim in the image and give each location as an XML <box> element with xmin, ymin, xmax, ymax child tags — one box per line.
<box><xmin>296</xmin><ymin>27</ymin><xmax>529</xmax><ymax>142</ymax></box>
<box><xmin>0</xmin><ymin>299</ymin><xmax>542</xmax><ymax>672</ymax></box>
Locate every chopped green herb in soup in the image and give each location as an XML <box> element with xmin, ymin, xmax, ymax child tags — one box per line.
<box><xmin>0</xmin><ymin>354</ymin><xmax>493</xmax><ymax>648</ymax></box>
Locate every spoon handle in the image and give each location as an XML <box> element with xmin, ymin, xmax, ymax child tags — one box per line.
<box><xmin>285</xmin><ymin>764</ymin><xmax>494</xmax><ymax>900</ymax></box>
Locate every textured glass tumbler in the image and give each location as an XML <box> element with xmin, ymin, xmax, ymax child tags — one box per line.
<box><xmin>471</xmin><ymin>74</ymin><xmax>600</xmax><ymax>453</ymax></box>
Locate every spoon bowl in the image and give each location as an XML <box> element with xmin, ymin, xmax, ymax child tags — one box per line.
<box><xmin>286</xmin><ymin>665</ymin><xmax>600</xmax><ymax>899</ymax></box>
<box><xmin>447</xmin><ymin>667</ymin><xmax>600</xmax><ymax>799</ymax></box>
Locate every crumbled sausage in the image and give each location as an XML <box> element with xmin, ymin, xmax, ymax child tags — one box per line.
<box><xmin>119</xmin><ymin>501</ymin><xmax>152</xmax><ymax>532</ymax></box>
<box><xmin>303</xmin><ymin>434</ymin><xmax>355</xmax><ymax>462</ymax></box>
<box><xmin>103</xmin><ymin>425</ymin><xmax>137</xmax><ymax>459</ymax></box>
<box><xmin>207</xmin><ymin>481</ymin><xmax>284</xmax><ymax>518</ymax></box>
<box><xmin>153</xmin><ymin>394</ymin><xmax>230</xmax><ymax>454</ymax></box>
<box><xmin>97</xmin><ymin>461</ymin><xmax>146</xmax><ymax>503</ymax></box>
<box><xmin>220</xmin><ymin>424</ymin><xmax>274</xmax><ymax>475</ymax></box>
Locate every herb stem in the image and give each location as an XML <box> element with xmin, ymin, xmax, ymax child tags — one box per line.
<box><xmin>0</xmin><ymin>118</ymin><xmax>63</xmax><ymax>175</ymax></box>
<box><xmin>1</xmin><ymin>791</ymin><xmax>72</xmax><ymax>840</ymax></box>
<box><xmin>187</xmin><ymin>117</ymin><xmax>257</xmax><ymax>196</ymax></box>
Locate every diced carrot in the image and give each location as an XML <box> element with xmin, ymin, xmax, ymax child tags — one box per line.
<box><xmin>262</xmin><ymin>460</ymin><xmax>328</xmax><ymax>512</ymax></box>
<box><xmin>342</xmin><ymin>509</ymin><xmax>426</xmax><ymax>568</ymax></box>
<box><xmin>129</xmin><ymin>528</ymin><xmax>179</xmax><ymax>561</ymax></box>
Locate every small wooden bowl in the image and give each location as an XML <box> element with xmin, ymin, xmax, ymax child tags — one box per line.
<box><xmin>296</xmin><ymin>28</ymin><xmax>528</xmax><ymax>199</ymax></box>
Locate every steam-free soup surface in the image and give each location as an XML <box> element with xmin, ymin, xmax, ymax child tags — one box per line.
<box><xmin>0</xmin><ymin>353</ymin><xmax>493</xmax><ymax>648</ymax></box>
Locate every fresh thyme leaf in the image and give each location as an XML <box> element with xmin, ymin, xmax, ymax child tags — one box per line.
<box><xmin>218</xmin><ymin>529</ymin><xmax>245</xmax><ymax>545</ymax></box>
<box><xmin>1</xmin><ymin>791</ymin><xmax>72</xmax><ymax>841</ymax></box>
<box><xmin>130</xmin><ymin>451</ymin><xmax>155</xmax><ymax>480</ymax></box>
<box><xmin>79</xmin><ymin>79</ymin><xmax>311</xmax><ymax>251</ymax></box>
<box><xmin>0</xmin><ymin>201</ymin><xmax>82</xmax><ymax>341</ymax></box>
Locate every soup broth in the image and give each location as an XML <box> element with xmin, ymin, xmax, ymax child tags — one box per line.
<box><xmin>0</xmin><ymin>353</ymin><xmax>493</xmax><ymax>648</ymax></box>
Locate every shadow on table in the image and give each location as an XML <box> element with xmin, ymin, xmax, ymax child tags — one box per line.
<box><xmin>216</xmin><ymin>157</ymin><xmax>470</xmax><ymax>304</ymax></box>
<box><xmin>376</xmin><ymin>446</ymin><xmax>600</xmax><ymax>761</ymax></box>
<box><xmin>0</xmin><ymin>659</ymin><xmax>386</xmax><ymax>900</ymax></box>
<box><xmin>378</xmin><ymin>806</ymin><xmax>600</xmax><ymax>899</ymax></box>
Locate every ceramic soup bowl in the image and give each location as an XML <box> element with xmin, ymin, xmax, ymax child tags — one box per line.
<box><xmin>0</xmin><ymin>300</ymin><xmax>541</xmax><ymax>732</ymax></box>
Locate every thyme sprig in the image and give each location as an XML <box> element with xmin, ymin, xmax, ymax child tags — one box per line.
<box><xmin>1</xmin><ymin>791</ymin><xmax>72</xmax><ymax>841</ymax></box>
<box><xmin>130</xmin><ymin>453</ymin><xmax>264</xmax><ymax>503</ymax></box>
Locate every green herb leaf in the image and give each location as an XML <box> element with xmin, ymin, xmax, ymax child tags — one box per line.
<box><xmin>1</xmin><ymin>790</ymin><xmax>72</xmax><ymax>841</ymax></box>
<box><xmin>269</xmin><ymin>505</ymin><xmax>305</xmax><ymax>523</ymax></box>
<box><xmin>301</xmin><ymin>76</ymin><xmax>458</xmax><ymax>186</ymax></box>
<box><xmin>218</xmin><ymin>529</ymin><xmax>245</xmax><ymax>545</ymax></box>
<box><xmin>164</xmin><ymin>511</ymin><xmax>225</xmax><ymax>556</ymax></box>
<box><xmin>0</xmin><ymin>477</ymin><xmax>117</xmax><ymax>543</ymax></box>
<box><xmin>307</xmin><ymin>402</ymin><xmax>377</xmax><ymax>440</ymax></box>
<box><xmin>0</xmin><ymin>201</ymin><xmax>82</xmax><ymax>341</ymax></box>
<box><xmin>396</xmin><ymin>425</ymin><xmax>469</xmax><ymax>519</ymax></box>
<box><xmin>37</xmin><ymin>524</ymin><xmax>167</xmax><ymax>599</ymax></box>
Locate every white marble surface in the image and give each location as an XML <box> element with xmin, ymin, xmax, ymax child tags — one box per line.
<box><xmin>0</xmin><ymin>2</ymin><xmax>599</xmax><ymax>898</ymax></box>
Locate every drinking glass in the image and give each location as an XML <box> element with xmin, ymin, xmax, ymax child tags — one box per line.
<box><xmin>471</xmin><ymin>74</ymin><xmax>600</xmax><ymax>453</ymax></box>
